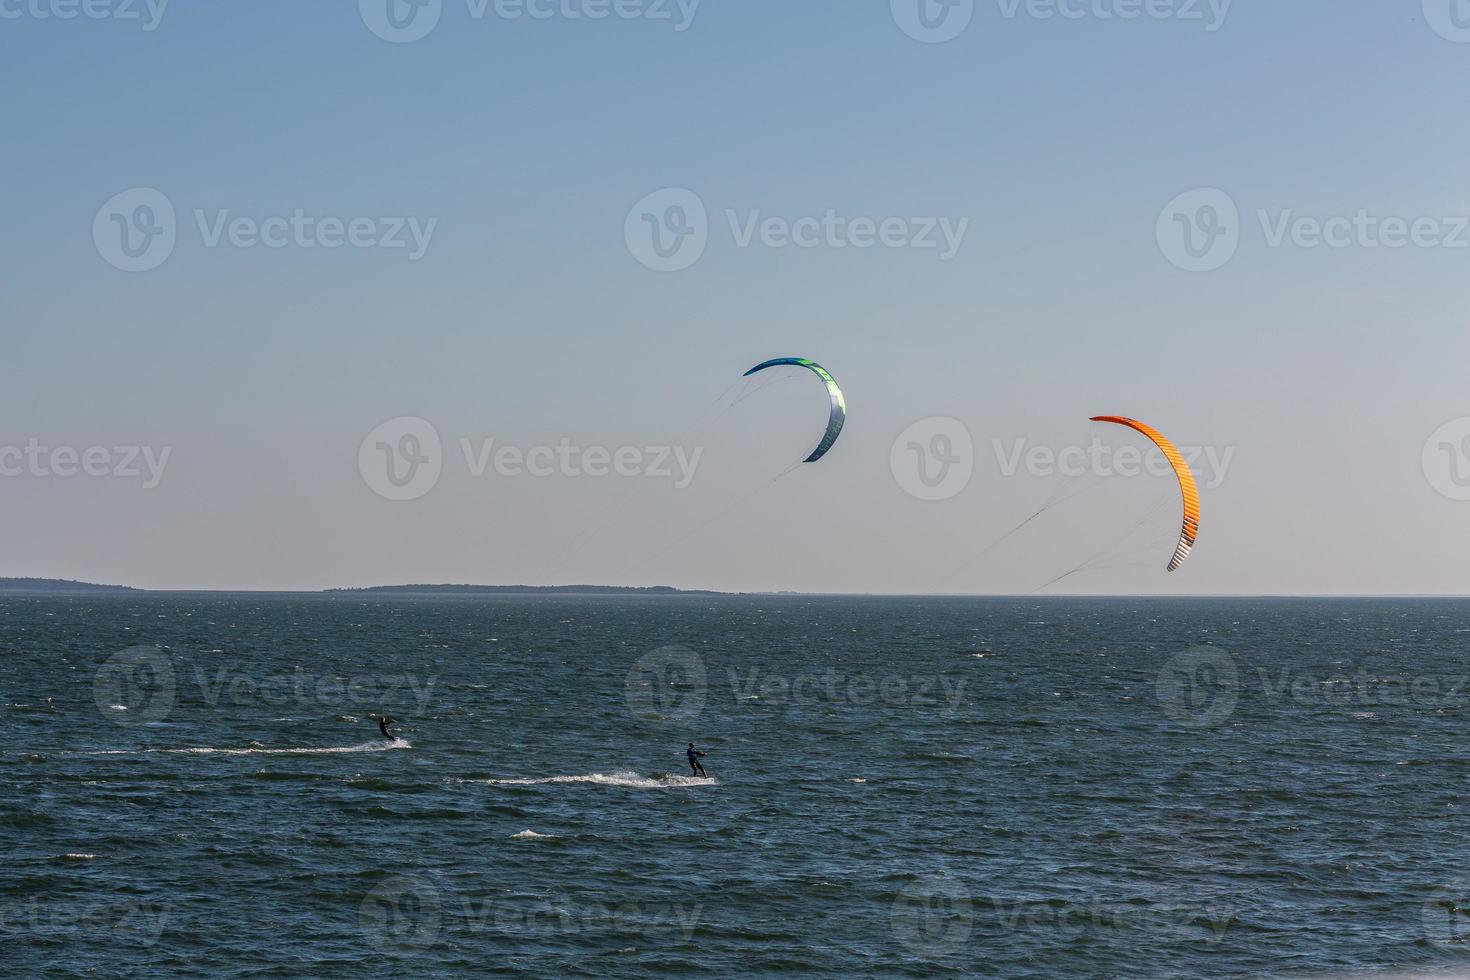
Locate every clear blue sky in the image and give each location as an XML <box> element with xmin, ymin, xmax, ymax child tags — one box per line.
<box><xmin>4</xmin><ymin>1</ymin><xmax>1470</xmax><ymax>592</ymax></box>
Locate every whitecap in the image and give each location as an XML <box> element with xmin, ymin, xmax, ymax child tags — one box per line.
<box><xmin>73</xmin><ymin>740</ymin><xmax>410</xmax><ymax>757</ymax></box>
<box><xmin>460</xmin><ymin>770</ymin><xmax>715</xmax><ymax>790</ymax></box>
<box><xmin>511</xmin><ymin>829</ymin><xmax>556</xmax><ymax>840</ymax></box>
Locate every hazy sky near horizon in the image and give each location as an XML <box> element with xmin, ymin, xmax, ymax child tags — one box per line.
<box><xmin>4</xmin><ymin>1</ymin><xmax>1470</xmax><ymax>593</ymax></box>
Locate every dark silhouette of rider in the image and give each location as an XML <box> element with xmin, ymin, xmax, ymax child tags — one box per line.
<box><xmin>378</xmin><ymin>717</ymin><xmax>397</xmax><ymax>741</ymax></box>
<box><xmin>687</xmin><ymin>741</ymin><xmax>707</xmax><ymax>777</ymax></box>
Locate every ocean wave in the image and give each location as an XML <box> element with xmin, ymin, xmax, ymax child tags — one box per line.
<box><xmin>510</xmin><ymin>829</ymin><xmax>557</xmax><ymax>840</ymax></box>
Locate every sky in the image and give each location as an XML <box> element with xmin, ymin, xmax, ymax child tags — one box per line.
<box><xmin>3</xmin><ymin>0</ymin><xmax>1470</xmax><ymax>594</ymax></box>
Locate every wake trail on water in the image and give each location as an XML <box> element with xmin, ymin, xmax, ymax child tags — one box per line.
<box><xmin>70</xmin><ymin>740</ymin><xmax>411</xmax><ymax>757</ymax></box>
<box><xmin>457</xmin><ymin>770</ymin><xmax>716</xmax><ymax>790</ymax></box>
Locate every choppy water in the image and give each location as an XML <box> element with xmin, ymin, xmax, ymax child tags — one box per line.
<box><xmin>6</xmin><ymin>594</ymin><xmax>1470</xmax><ymax>978</ymax></box>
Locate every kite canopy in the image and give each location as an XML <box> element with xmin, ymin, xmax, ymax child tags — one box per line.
<box><xmin>743</xmin><ymin>358</ymin><xmax>846</xmax><ymax>463</ymax></box>
<box><xmin>1089</xmin><ymin>416</ymin><xmax>1200</xmax><ymax>572</ymax></box>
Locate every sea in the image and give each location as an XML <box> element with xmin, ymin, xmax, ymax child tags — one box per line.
<box><xmin>5</xmin><ymin>593</ymin><xmax>1470</xmax><ymax>978</ymax></box>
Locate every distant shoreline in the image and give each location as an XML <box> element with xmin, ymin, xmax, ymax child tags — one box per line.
<box><xmin>0</xmin><ymin>578</ymin><xmax>141</xmax><ymax>594</ymax></box>
<box><xmin>323</xmin><ymin>584</ymin><xmax>720</xmax><ymax>596</ymax></box>
<box><xmin>0</xmin><ymin>578</ymin><xmax>1467</xmax><ymax>599</ymax></box>
<box><xmin>0</xmin><ymin>578</ymin><xmax>719</xmax><ymax>596</ymax></box>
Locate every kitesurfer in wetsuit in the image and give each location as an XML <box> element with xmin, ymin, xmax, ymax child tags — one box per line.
<box><xmin>687</xmin><ymin>742</ymin><xmax>707</xmax><ymax>777</ymax></box>
<box><xmin>378</xmin><ymin>717</ymin><xmax>397</xmax><ymax>742</ymax></box>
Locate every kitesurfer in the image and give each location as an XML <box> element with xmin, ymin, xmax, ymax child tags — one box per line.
<box><xmin>378</xmin><ymin>717</ymin><xmax>397</xmax><ymax>742</ymax></box>
<box><xmin>687</xmin><ymin>741</ymin><xmax>708</xmax><ymax>777</ymax></box>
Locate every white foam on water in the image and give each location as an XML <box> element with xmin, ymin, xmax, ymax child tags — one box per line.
<box><xmin>510</xmin><ymin>829</ymin><xmax>557</xmax><ymax>840</ymax></box>
<box><xmin>460</xmin><ymin>770</ymin><xmax>716</xmax><ymax>790</ymax></box>
<box><xmin>74</xmin><ymin>740</ymin><xmax>410</xmax><ymax>757</ymax></box>
<box><xmin>59</xmin><ymin>853</ymin><xmax>98</xmax><ymax>860</ymax></box>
